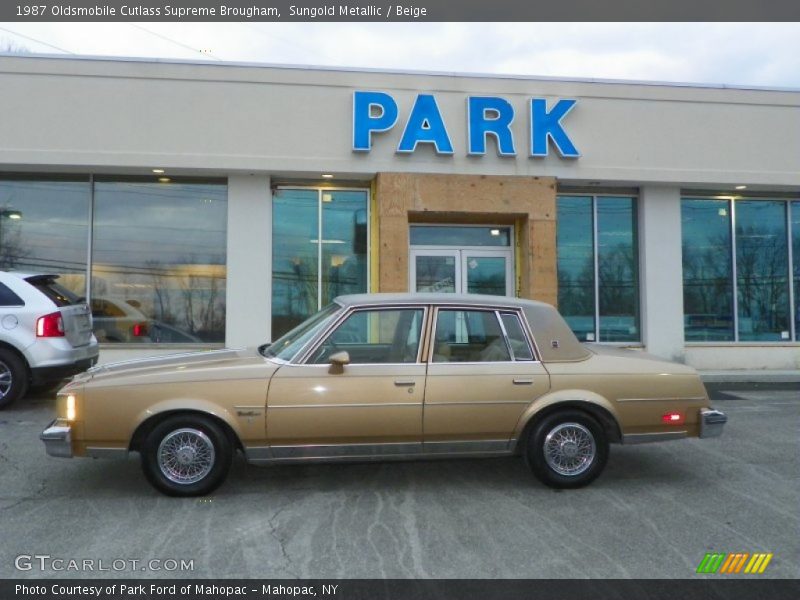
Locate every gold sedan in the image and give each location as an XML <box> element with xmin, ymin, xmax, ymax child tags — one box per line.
<box><xmin>41</xmin><ymin>294</ymin><xmax>727</xmax><ymax>496</ymax></box>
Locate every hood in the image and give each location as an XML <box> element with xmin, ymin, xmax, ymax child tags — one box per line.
<box><xmin>83</xmin><ymin>347</ymin><xmax>273</xmax><ymax>386</ymax></box>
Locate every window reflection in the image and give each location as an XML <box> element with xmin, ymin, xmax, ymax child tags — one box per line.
<box><xmin>793</xmin><ymin>202</ymin><xmax>800</xmax><ymax>339</ymax></box>
<box><xmin>735</xmin><ymin>201</ymin><xmax>790</xmax><ymax>341</ymax></box>
<box><xmin>272</xmin><ymin>190</ymin><xmax>320</xmax><ymax>338</ymax></box>
<box><xmin>597</xmin><ymin>197</ymin><xmax>639</xmax><ymax>342</ymax></box>
<box><xmin>556</xmin><ymin>195</ymin><xmax>639</xmax><ymax>342</ymax></box>
<box><xmin>681</xmin><ymin>199</ymin><xmax>734</xmax><ymax>341</ymax></box>
<box><xmin>557</xmin><ymin>196</ymin><xmax>595</xmax><ymax>341</ymax></box>
<box><xmin>0</xmin><ymin>178</ymin><xmax>90</xmax><ymax>297</ymax></box>
<box><xmin>272</xmin><ymin>188</ymin><xmax>368</xmax><ymax>339</ymax></box>
<box><xmin>92</xmin><ymin>180</ymin><xmax>227</xmax><ymax>343</ymax></box>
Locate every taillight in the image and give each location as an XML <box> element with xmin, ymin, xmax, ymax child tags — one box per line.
<box><xmin>36</xmin><ymin>312</ymin><xmax>65</xmax><ymax>337</ymax></box>
<box><xmin>132</xmin><ymin>322</ymin><xmax>148</xmax><ymax>337</ymax></box>
<box><xmin>662</xmin><ymin>411</ymin><xmax>685</xmax><ymax>425</ymax></box>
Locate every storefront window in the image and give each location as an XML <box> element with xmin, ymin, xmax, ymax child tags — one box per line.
<box><xmin>681</xmin><ymin>197</ymin><xmax>795</xmax><ymax>342</ymax></box>
<box><xmin>681</xmin><ymin>199</ymin><xmax>734</xmax><ymax>341</ymax></box>
<box><xmin>92</xmin><ymin>179</ymin><xmax>227</xmax><ymax>343</ymax></box>
<box><xmin>272</xmin><ymin>188</ymin><xmax>368</xmax><ymax>339</ymax></box>
<box><xmin>735</xmin><ymin>201</ymin><xmax>790</xmax><ymax>341</ymax></box>
<box><xmin>597</xmin><ymin>198</ymin><xmax>639</xmax><ymax>342</ymax></box>
<box><xmin>556</xmin><ymin>197</ymin><xmax>594</xmax><ymax>341</ymax></box>
<box><xmin>0</xmin><ymin>177</ymin><xmax>90</xmax><ymax>296</ymax></box>
<box><xmin>793</xmin><ymin>202</ymin><xmax>800</xmax><ymax>340</ymax></box>
<box><xmin>556</xmin><ymin>195</ymin><xmax>640</xmax><ymax>342</ymax></box>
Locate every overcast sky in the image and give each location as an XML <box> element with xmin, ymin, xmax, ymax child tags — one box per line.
<box><xmin>1</xmin><ymin>22</ymin><xmax>799</xmax><ymax>87</ymax></box>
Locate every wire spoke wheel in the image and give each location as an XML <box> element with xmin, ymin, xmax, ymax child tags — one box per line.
<box><xmin>543</xmin><ymin>422</ymin><xmax>596</xmax><ymax>477</ymax></box>
<box><xmin>157</xmin><ymin>428</ymin><xmax>216</xmax><ymax>485</ymax></box>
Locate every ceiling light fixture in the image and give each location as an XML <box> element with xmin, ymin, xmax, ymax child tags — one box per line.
<box><xmin>152</xmin><ymin>168</ymin><xmax>165</xmax><ymax>174</ymax></box>
<box><xmin>735</xmin><ymin>185</ymin><xmax>747</xmax><ymax>190</ymax></box>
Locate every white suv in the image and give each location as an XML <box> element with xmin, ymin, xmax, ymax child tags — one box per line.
<box><xmin>0</xmin><ymin>271</ymin><xmax>99</xmax><ymax>408</ymax></box>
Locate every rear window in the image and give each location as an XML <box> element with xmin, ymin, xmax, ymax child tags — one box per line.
<box><xmin>0</xmin><ymin>282</ymin><xmax>24</xmax><ymax>307</ymax></box>
<box><xmin>26</xmin><ymin>276</ymin><xmax>82</xmax><ymax>307</ymax></box>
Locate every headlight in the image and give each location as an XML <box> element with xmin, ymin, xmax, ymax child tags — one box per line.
<box><xmin>65</xmin><ymin>394</ymin><xmax>76</xmax><ymax>421</ymax></box>
<box><xmin>57</xmin><ymin>391</ymin><xmax>80</xmax><ymax>422</ymax></box>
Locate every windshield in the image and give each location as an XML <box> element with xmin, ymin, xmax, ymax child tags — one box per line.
<box><xmin>262</xmin><ymin>303</ymin><xmax>342</xmax><ymax>361</ymax></box>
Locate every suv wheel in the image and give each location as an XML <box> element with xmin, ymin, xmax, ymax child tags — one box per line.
<box><xmin>526</xmin><ymin>410</ymin><xmax>609</xmax><ymax>489</ymax></box>
<box><xmin>141</xmin><ymin>414</ymin><xmax>233</xmax><ymax>497</ymax></box>
<box><xmin>0</xmin><ymin>349</ymin><xmax>28</xmax><ymax>410</ymax></box>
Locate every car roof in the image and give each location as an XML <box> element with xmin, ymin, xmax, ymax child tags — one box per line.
<box><xmin>334</xmin><ymin>293</ymin><xmax>552</xmax><ymax>309</ymax></box>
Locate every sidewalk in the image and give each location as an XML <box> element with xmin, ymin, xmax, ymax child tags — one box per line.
<box><xmin>700</xmin><ymin>369</ymin><xmax>800</xmax><ymax>390</ymax></box>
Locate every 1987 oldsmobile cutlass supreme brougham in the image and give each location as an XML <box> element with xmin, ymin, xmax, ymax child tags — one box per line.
<box><xmin>41</xmin><ymin>294</ymin><xmax>727</xmax><ymax>496</ymax></box>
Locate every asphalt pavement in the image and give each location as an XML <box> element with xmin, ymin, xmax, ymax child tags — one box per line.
<box><xmin>0</xmin><ymin>388</ymin><xmax>797</xmax><ymax>579</ymax></box>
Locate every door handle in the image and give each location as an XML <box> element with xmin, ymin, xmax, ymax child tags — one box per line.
<box><xmin>513</xmin><ymin>378</ymin><xmax>534</xmax><ymax>385</ymax></box>
<box><xmin>394</xmin><ymin>380</ymin><xmax>416</xmax><ymax>387</ymax></box>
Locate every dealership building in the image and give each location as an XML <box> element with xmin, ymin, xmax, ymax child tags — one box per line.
<box><xmin>0</xmin><ymin>54</ymin><xmax>798</xmax><ymax>370</ymax></box>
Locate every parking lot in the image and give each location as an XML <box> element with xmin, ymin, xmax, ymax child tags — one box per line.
<box><xmin>1</xmin><ymin>387</ymin><xmax>798</xmax><ymax>579</ymax></box>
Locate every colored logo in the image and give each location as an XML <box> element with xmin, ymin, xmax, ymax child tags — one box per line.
<box><xmin>696</xmin><ymin>552</ymin><xmax>773</xmax><ymax>574</ymax></box>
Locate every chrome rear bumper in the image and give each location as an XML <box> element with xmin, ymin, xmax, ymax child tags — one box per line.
<box><xmin>40</xmin><ymin>419</ymin><xmax>73</xmax><ymax>458</ymax></box>
<box><xmin>699</xmin><ymin>408</ymin><xmax>727</xmax><ymax>439</ymax></box>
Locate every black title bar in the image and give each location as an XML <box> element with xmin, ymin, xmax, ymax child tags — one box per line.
<box><xmin>4</xmin><ymin>579</ymin><xmax>800</xmax><ymax>600</ymax></box>
<box><xmin>3</xmin><ymin>0</ymin><xmax>800</xmax><ymax>22</ymax></box>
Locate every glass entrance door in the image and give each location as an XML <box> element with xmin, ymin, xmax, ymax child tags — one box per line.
<box><xmin>409</xmin><ymin>225</ymin><xmax>514</xmax><ymax>296</ymax></box>
<box><xmin>462</xmin><ymin>251</ymin><xmax>512</xmax><ymax>296</ymax></box>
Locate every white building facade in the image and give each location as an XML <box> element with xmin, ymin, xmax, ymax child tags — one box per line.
<box><xmin>1</xmin><ymin>54</ymin><xmax>798</xmax><ymax>370</ymax></box>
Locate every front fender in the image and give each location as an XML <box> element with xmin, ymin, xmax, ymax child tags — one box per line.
<box><xmin>512</xmin><ymin>388</ymin><xmax>620</xmax><ymax>440</ymax></box>
<box><xmin>130</xmin><ymin>398</ymin><xmax>245</xmax><ymax>446</ymax></box>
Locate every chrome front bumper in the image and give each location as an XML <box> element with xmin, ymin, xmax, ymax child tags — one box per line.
<box><xmin>40</xmin><ymin>420</ymin><xmax>73</xmax><ymax>458</ymax></box>
<box><xmin>699</xmin><ymin>408</ymin><xmax>727</xmax><ymax>438</ymax></box>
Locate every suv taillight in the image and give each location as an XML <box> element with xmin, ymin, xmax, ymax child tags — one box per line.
<box><xmin>132</xmin><ymin>322</ymin><xmax>148</xmax><ymax>337</ymax></box>
<box><xmin>36</xmin><ymin>312</ymin><xmax>65</xmax><ymax>337</ymax></box>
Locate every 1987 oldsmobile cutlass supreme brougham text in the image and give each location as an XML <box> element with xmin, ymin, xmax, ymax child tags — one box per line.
<box><xmin>41</xmin><ymin>294</ymin><xmax>727</xmax><ymax>496</ymax></box>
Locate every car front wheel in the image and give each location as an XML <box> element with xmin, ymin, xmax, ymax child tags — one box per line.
<box><xmin>141</xmin><ymin>414</ymin><xmax>233</xmax><ymax>496</ymax></box>
<box><xmin>526</xmin><ymin>410</ymin><xmax>608</xmax><ymax>489</ymax></box>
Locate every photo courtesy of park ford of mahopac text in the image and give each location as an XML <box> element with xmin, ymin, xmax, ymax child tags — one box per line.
<box><xmin>0</xmin><ymin>1</ymin><xmax>799</xmax><ymax>600</ymax></box>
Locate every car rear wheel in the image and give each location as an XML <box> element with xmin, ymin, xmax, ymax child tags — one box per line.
<box><xmin>526</xmin><ymin>410</ymin><xmax>608</xmax><ymax>489</ymax></box>
<box><xmin>141</xmin><ymin>414</ymin><xmax>232</xmax><ymax>496</ymax></box>
<box><xmin>0</xmin><ymin>349</ymin><xmax>28</xmax><ymax>410</ymax></box>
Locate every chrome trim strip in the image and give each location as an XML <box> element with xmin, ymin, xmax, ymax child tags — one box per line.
<box><xmin>617</xmin><ymin>396</ymin><xmax>707</xmax><ymax>403</ymax></box>
<box><xmin>268</xmin><ymin>402</ymin><xmax>421</xmax><ymax>409</ymax></box>
<box><xmin>494</xmin><ymin>310</ymin><xmax>516</xmax><ymax>360</ymax></box>
<box><xmin>423</xmin><ymin>440</ymin><xmax>512</xmax><ymax>454</ymax></box>
<box><xmin>270</xmin><ymin>442</ymin><xmax>422</xmax><ymax>459</ymax></box>
<box><xmin>86</xmin><ymin>447</ymin><xmax>128</xmax><ymax>459</ymax></box>
<box><xmin>245</xmin><ymin>440</ymin><xmax>517</xmax><ymax>464</ymax></box>
<box><xmin>622</xmin><ymin>431</ymin><xmax>688</xmax><ymax>444</ymax></box>
<box><xmin>425</xmin><ymin>400</ymin><xmax>530</xmax><ymax>406</ymax></box>
<box><xmin>233</xmin><ymin>405</ymin><xmax>266</xmax><ymax>409</ymax></box>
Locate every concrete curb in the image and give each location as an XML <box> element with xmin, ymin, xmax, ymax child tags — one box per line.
<box><xmin>700</xmin><ymin>370</ymin><xmax>800</xmax><ymax>384</ymax></box>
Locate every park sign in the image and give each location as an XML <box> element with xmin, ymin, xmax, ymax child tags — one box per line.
<box><xmin>352</xmin><ymin>90</ymin><xmax>580</xmax><ymax>158</ymax></box>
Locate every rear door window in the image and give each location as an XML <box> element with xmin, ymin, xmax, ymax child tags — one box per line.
<box><xmin>0</xmin><ymin>282</ymin><xmax>24</xmax><ymax>306</ymax></box>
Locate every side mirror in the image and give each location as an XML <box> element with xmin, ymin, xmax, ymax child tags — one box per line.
<box><xmin>328</xmin><ymin>350</ymin><xmax>350</xmax><ymax>374</ymax></box>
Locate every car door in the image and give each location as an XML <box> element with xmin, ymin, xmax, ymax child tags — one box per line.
<box><xmin>423</xmin><ymin>307</ymin><xmax>550</xmax><ymax>453</ymax></box>
<box><xmin>266</xmin><ymin>306</ymin><xmax>428</xmax><ymax>459</ymax></box>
